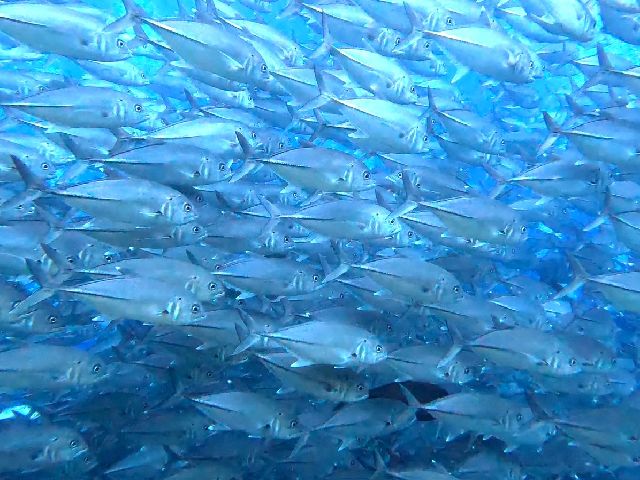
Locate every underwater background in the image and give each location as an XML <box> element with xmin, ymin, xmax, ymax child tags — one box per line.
<box><xmin>0</xmin><ymin>0</ymin><xmax>640</xmax><ymax>478</ymax></box>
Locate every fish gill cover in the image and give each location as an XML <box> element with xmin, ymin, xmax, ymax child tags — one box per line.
<box><xmin>0</xmin><ymin>0</ymin><xmax>638</xmax><ymax>478</ymax></box>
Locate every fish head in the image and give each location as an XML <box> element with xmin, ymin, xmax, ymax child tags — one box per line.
<box><xmin>573</xmin><ymin>8</ymin><xmax>598</xmax><ymax>42</ymax></box>
<box><xmin>367</xmin><ymin>27</ymin><xmax>400</xmax><ymax>57</ymax></box>
<box><xmin>263</xmin><ymin>227</ymin><xmax>297</xmax><ymax>255</ymax></box>
<box><xmin>405</xmin><ymin>123</ymin><xmax>430</xmax><ymax>153</ymax></box>
<box><xmin>76</xmin><ymin>356</ymin><xmax>110</xmax><ymax>386</ymax></box>
<box><xmin>393</xmin><ymin>34</ymin><xmax>433</xmax><ymax>61</ymax></box>
<box><xmin>355</xmin><ymin>336</ymin><xmax>387</xmax><ymax>364</ymax></box>
<box><xmin>272</xmin><ymin>411</ymin><xmax>304</xmax><ymax>440</ymax></box>
<box><xmin>18</xmin><ymin>153</ymin><xmax>59</xmax><ymax>181</ymax></box>
<box><xmin>260</xmin><ymin>129</ymin><xmax>292</xmax><ymax>156</ymax></box>
<box><xmin>546</xmin><ymin>348</ymin><xmax>583</xmax><ymax>376</ymax></box>
<box><xmin>502</xmin><ymin>218</ymin><xmax>529</xmax><ymax>244</ymax></box>
<box><xmin>200</xmin><ymin>273</ymin><xmax>226</xmax><ymax>303</ymax></box>
<box><xmin>502</xmin><ymin>405</ymin><xmax>534</xmax><ymax>432</ymax></box>
<box><xmin>397</xmin><ymin>78</ymin><xmax>419</xmax><ymax>104</ymax></box>
<box><xmin>439</xmin><ymin>353</ymin><xmax>480</xmax><ymax>385</ymax></box>
<box><xmin>393</xmin><ymin>225</ymin><xmax>421</xmax><ymax>247</ymax></box>
<box><xmin>25</xmin><ymin>308</ymin><xmax>70</xmax><ymax>335</ymax></box>
<box><xmin>125</xmin><ymin>96</ymin><xmax>166</xmax><ymax>126</ymax></box>
<box><xmin>346</xmin><ymin>162</ymin><xmax>375</xmax><ymax>191</ymax></box>
<box><xmin>132</xmin><ymin>68</ymin><xmax>150</xmax><ymax>86</ymax></box>
<box><xmin>46</xmin><ymin>429</ymin><xmax>90</xmax><ymax>463</ymax></box>
<box><xmin>435</xmin><ymin>274</ymin><xmax>464</xmax><ymax>303</ymax></box>
<box><xmin>278</xmin><ymin>185</ymin><xmax>309</xmax><ymax>206</ymax></box>
<box><xmin>202</xmin><ymin>157</ymin><xmax>233</xmax><ymax>184</ymax></box>
<box><xmin>342</xmin><ymin>379</ymin><xmax>370</xmax><ymax>402</ymax></box>
<box><xmin>162</xmin><ymin>194</ymin><xmax>198</xmax><ymax>226</ymax></box>
<box><xmin>379</xmin><ymin>212</ymin><xmax>403</xmax><ymax>237</ymax></box>
<box><xmin>285</xmin><ymin>45</ymin><xmax>305</xmax><ymax>67</ymax></box>
<box><xmin>165</xmin><ymin>295</ymin><xmax>206</xmax><ymax>325</ymax></box>
<box><xmin>293</xmin><ymin>268</ymin><xmax>322</xmax><ymax>293</ymax></box>
<box><xmin>245</xmin><ymin>52</ymin><xmax>272</xmax><ymax>85</ymax></box>
<box><xmin>90</xmin><ymin>31</ymin><xmax>132</xmax><ymax>61</ymax></box>
<box><xmin>235</xmin><ymin>89</ymin><xmax>255</xmax><ymax>109</ymax></box>
<box><xmin>508</xmin><ymin>50</ymin><xmax>544</xmax><ymax>83</ymax></box>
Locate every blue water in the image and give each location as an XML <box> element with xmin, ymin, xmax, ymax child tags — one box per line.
<box><xmin>0</xmin><ymin>0</ymin><xmax>640</xmax><ymax>478</ymax></box>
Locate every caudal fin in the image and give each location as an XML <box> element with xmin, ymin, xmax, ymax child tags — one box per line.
<box><xmin>553</xmin><ymin>254</ymin><xmax>588</xmax><ymax>300</ymax></box>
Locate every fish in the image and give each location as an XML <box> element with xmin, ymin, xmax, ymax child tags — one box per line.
<box><xmin>0</xmin><ymin>0</ymin><xmax>636</xmax><ymax>478</ymax></box>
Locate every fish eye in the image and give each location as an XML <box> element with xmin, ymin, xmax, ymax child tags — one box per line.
<box><xmin>66</xmin><ymin>256</ymin><xmax>75</xmax><ymax>264</ymax></box>
<box><xmin>464</xmin><ymin>367</ymin><xmax>470</xmax><ymax>374</ymax></box>
<box><xmin>394</xmin><ymin>37</ymin><xmax>401</xmax><ymax>46</ymax></box>
<box><xmin>312</xmin><ymin>274</ymin><xmax>319</xmax><ymax>282</ymax></box>
<box><xmin>278</xmin><ymin>142</ymin><xmax>285</xmax><ymax>149</ymax></box>
<box><xmin>424</xmin><ymin>41</ymin><xmax>430</xmax><ymax>48</ymax></box>
<box><xmin>134</xmin><ymin>104</ymin><xmax>142</xmax><ymax>112</ymax></box>
<box><xmin>357</xmin><ymin>384</ymin><xmax>364</xmax><ymax>391</ymax></box>
<box><xmin>195</xmin><ymin>194</ymin><xmax>204</xmax><ymax>203</ymax></box>
<box><xmin>500</xmin><ymin>139</ymin><xmax>505</xmax><ymax>145</ymax></box>
<box><xmin>446</xmin><ymin>17</ymin><xmax>453</xmax><ymax>25</ymax></box>
<box><xmin>184</xmin><ymin>203</ymin><xmax>193</xmax><ymax>212</ymax></box>
<box><xmin>290</xmin><ymin>420</ymin><xmax>298</xmax><ymax>428</ymax></box>
<box><xmin>48</xmin><ymin>315</ymin><xmax>57</xmax><ymax>324</ymax></box>
<box><xmin>92</xmin><ymin>363</ymin><xmax>101</xmax><ymax>373</ymax></box>
<box><xmin>191</xmin><ymin>304</ymin><xmax>201</xmax><ymax>314</ymax></box>
<box><xmin>516</xmin><ymin>413</ymin><xmax>523</xmax><ymax>422</ymax></box>
<box><xmin>70</xmin><ymin>439</ymin><xmax>78</xmax><ymax>448</ymax></box>
<box><xmin>389</xmin><ymin>218</ymin><xmax>395</xmax><ymax>224</ymax></box>
<box><xmin>363</xmin><ymin>171</ymin><xmax>371</xmax><ymax>180</ymax></box>
<box><xmin>140</xmin><ymin>72</ymin><xmax>146</xmax><ymax>79</ymax></box>
<box><xmin>219</xmin><ymin>162</ymin><xmax>226</xmax><ymax>171</ymax></box>
<box><xmin>206</xmin><ymin>370</ymin><xmax>213</xmax><ymax>378</ymax></box>
<box><xmin>292</xmin><ymin>192</ymin><xmax>298</xmax><ymax>198</ymax></box>
<box><xmin>117</xmin><ymin>39</ymin><xmax>125</xmax><ymax>48</ymax></box>
<box><xmin>410</xmin><ymin>86</ymin><xmax>415</xmax><ymax>93</ymax></box>
<box><xmin>407</xmin><ymin>231</ymin><xmax>414</xmax><ymax>238</ymax></box>
<box><xmin>104</xmin><ymin>254</ymin><xmax>113</xmax><ymax>262</ymax></box>
<box><xmin>423</xmin><ymin>135</ymin><xmax>428</xmax><ymax>142</ymax></box>
<box><xmin>397</xmin><ymin>172</ymin><xmax>403</xmax><ymax>178</ymax></box>
<box><xmin>284</xmin><ymin>235</ymin><xmax>290</xmax><ymax>243</ymax></box>
<box><xmin>208</xmin><ymin>282</ymin><xmax>217</xmax><ymax>291</ymax></box>
<box><xmin>192</xmin><ymin>225</ymin><xmax>201</xmax><ymax>234</ymax></box>
<box><xmin>251</xmin><ymin>131</ymin><xmax>257</xmax><ymax>139</ymax></box>
<box><xmin>521</xmin><ymin>226</ymin><xmax>527</xmax><ymax>233</ymax></box>
<box><xmin>193</xmin><ymin>170</ymin><xmax>200</xmax><ymax>178</ymax></box>
<box><xmin>569</xmin><ymin>358</ymin><xmax>577</xmax><ymax>366</ymax></box>
<box><xmin>41</xmin><ymin>162</ymin><xmax>49</xmax><ymax>170</ymax></box>
<box><xmin>453</xmin><ymin>285</ymin><xmax>461</xmax><ymax>294</ymax></box>
<box><xmin>375</xmin><ymin>345</ymin><xmax>383</xmax><ymax>353</ymax></box>
<box><xmin>261</xmin><ymin>64</ymin><xmax>268</xmax><ymax>72</ymax></box>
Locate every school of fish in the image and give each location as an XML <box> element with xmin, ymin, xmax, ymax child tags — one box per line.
<box><xmin>0</xmin><ymin>0</ymin><xmax>639</xmax><ymax>478</ymax></box>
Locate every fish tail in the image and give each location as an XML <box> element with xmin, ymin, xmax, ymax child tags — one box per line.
<box><xmin>553</xmin><ymin>254</ymin><xmax>587</xmax><ymax>300</ymax></box>
<box><xmin>299</xmin><ymin>65</ymin><xmax>336</xmax><ymax>112</ymax></box>
<box><xmin>232</xmin><ymin>310</ymin><xmax>263</xmax><ymax>355</ymax></box>
<box><xmin>230</xmin><ymin>131</ymin><xmax>259</xmax><ymax>182</ymax></box>
<box><xmin>537</xmin><ymin>112</ymin><xmax>561</xmax><ymax>155</ymax></box>
<box><xmin>278</xmin><ymin>0</ymin><xmax>302</xmax><ymax>19</ymax></box>
<box><xmin>308</xmin><ymin>11</ymin><xmax>333</xmax><ymax>62</ymax></box>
